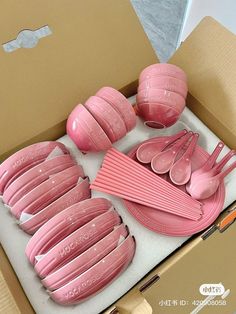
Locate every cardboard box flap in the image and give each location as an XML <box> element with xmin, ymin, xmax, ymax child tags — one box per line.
<box><xmin>0</xmin><ymin>0</ymin><xmax>157</xmax><ymax>160</ymax></box>
<box><xmin>170</xmin><ymin>17</ymin><xmax>236</xmax><ymax>149</ymax></box>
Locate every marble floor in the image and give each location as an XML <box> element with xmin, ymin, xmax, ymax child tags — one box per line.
<box><xmin>131</xmin><ymin>0</ymin><xmax>188</xmax><ymax>62</ymax></box>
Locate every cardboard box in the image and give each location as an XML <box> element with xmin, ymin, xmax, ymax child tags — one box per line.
<box><xmin>0</xmin><ymin>3</ymin><xmax>236</xmax><ymax>313</ymax></box>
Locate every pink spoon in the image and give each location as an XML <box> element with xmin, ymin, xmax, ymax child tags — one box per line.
<box><xmin>169</xmin><ymin>133</ymin><xmax>199</xmax><ymax>185</ymax></box>
<box><xmin>136</xmin><ymin>129</ymin><xmax>187</xmax><ymax>163</ymax></box>
<box><xmin>188</xmin><ymin>160</ymin><xmax>236</xmax><ymax>200</ymax></box>
<box><xmin>187</xmin><ymin>150</ymin><xmax>236</xmax><ymax>193</ymax></box>
<box><xmin>151</xmin><ymin>132</ymin><xmax>192</xmax><ymax>174</ymax></box>
<box><xmin>190</xmin><ymin>142</ymin><xmax>224</xmax><ymax>181</ymax></box>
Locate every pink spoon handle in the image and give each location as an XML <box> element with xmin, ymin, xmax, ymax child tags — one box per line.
<box><xmin>168</xmin><ymin>132</ymin><xmax>192</xmax><ymax>154</ymax></box>
<box><xmin>217</xmin><ymin>160</ymin><xmax>236</xmax><ymax>181</ymax></box>
<box><xmin>203</xmin><ymin>142</ymin><xmax>224</xmax><ymax>170</ymax></box>
<box><xmin>183</xmin><ymin>133</ymin><xmax>199</xmax><ymax>159</ymax></box>
<box><xmin>214</xmin><ymin>150</ymin><xmax>236</xmax><ymax>173</ymax></box>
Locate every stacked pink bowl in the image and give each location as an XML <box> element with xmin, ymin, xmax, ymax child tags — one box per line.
<box><xmin>136</xmin><ymin>63</ymin><xmax>188</xmax><ymax>128</ymax></box>
<box><xmin>67</xmin><ymin>87</ymin><xmax>136</xmax><ymax>152</ymax></box>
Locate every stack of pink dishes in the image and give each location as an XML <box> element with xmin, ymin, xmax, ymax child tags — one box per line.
<box><xmin>25</xmin><ymin>198</ymin><xmax>135</xmax><ymax>305</ymax></box>
<box><xmin>0</xmin><ymin>141</ymin><xmax>91</xmax><ymax>234</ymax></box>
<box><xmin>136</xmin><ymin>63</ymin><xmax>188</xmax><ymax>128</ymax></box>
<box><xmin>67</xmin><ymin>87</ymin><xmax>136</xmax><ymax>152</ymax></box>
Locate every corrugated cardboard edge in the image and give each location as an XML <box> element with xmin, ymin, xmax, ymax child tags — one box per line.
<box><xmin>170</xmin><ymin>16</ymin><xmax>236</xmax><ymax>150</ymax></box>
<box><xmin>104</xmin><ymin>202</ymin><xmax>236</xmax><ymax>314</ymax></box>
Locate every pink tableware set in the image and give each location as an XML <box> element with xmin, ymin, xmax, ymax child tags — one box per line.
<box><xmin>1</xmin><ymin>63</ymin><xmax>236</xmax><ymax>306</ymax></box>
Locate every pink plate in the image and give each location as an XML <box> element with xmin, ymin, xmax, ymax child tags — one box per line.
<box><xmin>123</xmin><ymin>138</ymin><xmax>225</xmax><ymax>236</ymax></box>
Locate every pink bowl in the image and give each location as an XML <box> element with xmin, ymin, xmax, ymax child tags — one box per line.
<box><xmin>66</xmin><ymin>104</ymin><xmax>112</xmax><ymax>152</ymax></box>
<box><xmin>139</xmin><ymin>63</ymin><xmax>187</xmax><ymax>83</ymax></box>
<box><xmin>49</xmin><ymin>235</ymin><xmax>135</xmax><ymax>305</ymax></box>
<box><xmin>42</xmin><ymin>224</ymin><xmax>128</xmax><ymax>291</ymax></box>
<box><xmin>84</xmin><ymin>96</ymin><xmax>127</xmax><ymax>143</ymax></box>
<box><xmin>20</xmin><ymin>178</ymin><xmax>91</xmax><ymax>234</ymax></box>
<box><xmin>96</xmin><ymin>87</ymin><xmax>136</xmax><ymax>132</ymax></box>
<box><xmin>0</xmin><ymin>141</ymin><xmax>69</xmax><ymax>195</ymax></box>
<box><xmin>138</xmin><ymin>76</ymin><xmax>188</xmax><ymax>98</ymax></box>
<box><xmin>137</xmin><ymin>102</ymin><xmax>181</xmax><ymax>128</ymax></box>
<box><xmin>137</xmin><ymin>88</ymin><xmax>185</xmax><ymax>113</ymax></box>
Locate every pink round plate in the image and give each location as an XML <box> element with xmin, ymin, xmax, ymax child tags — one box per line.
<box><xmin>123</xmin><ymin>138</ymin><xmax>225</xmax><ymax>236</ymax></box>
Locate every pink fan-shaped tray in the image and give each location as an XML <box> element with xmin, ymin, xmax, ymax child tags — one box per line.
<box><xmin>123</xmin><ymin>138</ymin><xmax>225</xmax><ymax>236</ymax></box>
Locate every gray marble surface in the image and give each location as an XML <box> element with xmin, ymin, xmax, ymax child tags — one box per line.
<box><xmin>131</xmin><ymin>0</ymin><xmax>188</xmax><ymax>62</ymax></box>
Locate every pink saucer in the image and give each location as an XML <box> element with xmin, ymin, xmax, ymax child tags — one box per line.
<box><xmin>66</xmin><ymin>104</ymin><xmax>112</xmax><ymax>152</ymax></box>
<box><xmin>84</xmin><ymin>96</ymin><xmax>127</xmax><ymax>142</ymax></box>
<box><xmin>3</xmin><ymin>154</ymin><xmax>75</xmax><ymax>206</ymax></box>
<box><xmin>0</xmin><ymin>142</ymin><xmax>69</xmax><ymax>195</ymax></box>
<box><xmin>11</xmin><ymin>165</ymin><xmax>84</xmax><ymax>219</ymax></box>
<box><xmin>96</xmin><ymin>87</ymin><xmax>136</xmax><ymax>132</ymax></box>
<box><xmin>20</xmin><ymin>178</ymin><xmax>91</xmax><ymax>234</ymax></box>
<box><xmin>139</xmin><ymin>63</ymin><xmax>187</xmax><ymax>83</ymax></box>
<box><xmin>137</xmin><ymin>102</ymin><xmax>181</xmax><ymax>128</ymax></box>
<box><xmin>137</xmin><ymin>88</ymin><xmax>185</xmax><ymax>113</ymax></box>
<box><xmin>26</xmin><ymin>198</ymin><xmax>113</xmax><ymax>264</ymax></box>
<box><xmin>138</xmin><ymin>76</ymin><xmax>188</xmax><ymax>98</ymax></box>
<box><xmin>34</xmin><ymin>210</ymin><xmax>121</xmax><ymax>278</ymax></box>
<box><xmin>123</xmin><ymin>139</ymin><xmax>225</xmax><ymax>236</ymax></box>
<box><xmin>42</xmin><ymin>224</ymin><xmax>128</xmax><ymax>290</ymax></box>
<box><xmin>49</xmin><ymin>235</ymin><xmax>135</xmax><ymax>305</ymax></box>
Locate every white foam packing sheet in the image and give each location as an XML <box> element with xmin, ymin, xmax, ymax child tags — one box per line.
<box><xmin>0</xmin><ymin>96</ymin><xmax>236</xmax><ymax>314</ymax></box>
